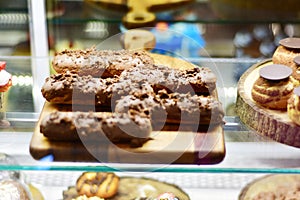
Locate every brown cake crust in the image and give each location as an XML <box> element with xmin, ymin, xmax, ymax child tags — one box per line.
<box><xmin>40</xmin><ymin>111</ymin><xmax>152</xmax><ymax>147</ymax></box>
<box><xmin>52</xmin><ymin>47</ymin><xmax>154</xmax><ymax>78</ymax></box>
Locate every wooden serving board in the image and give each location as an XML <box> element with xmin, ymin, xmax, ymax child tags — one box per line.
<box><xmin>236</xmin><ymin>59</ymin><xmax>300</xmax><ymax>148</ymax></box>
<box><xmin>30</xmin><ymin>54</ymin><xmax>225</xmax><ymax>164</ymax></box>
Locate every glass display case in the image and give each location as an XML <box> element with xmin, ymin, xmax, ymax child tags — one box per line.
<box><xmin>1</xmin><ymin>0</ymin><xmax>300</xmax><ymax>199</ymax></box>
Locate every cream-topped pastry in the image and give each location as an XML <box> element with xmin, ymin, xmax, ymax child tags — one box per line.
<box><xmin>251</xmin><ymin>64</ymin><xmax>294</xmax><ymax>110</ymax></box>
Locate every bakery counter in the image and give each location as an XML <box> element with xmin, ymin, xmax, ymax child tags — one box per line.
<box><xmin>0</xmin><ymin>56</ymin><xmax>300</xmax><ymax>172</ymax></box>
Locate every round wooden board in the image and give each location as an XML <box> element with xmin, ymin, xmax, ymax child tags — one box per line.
<box><xmin>239</xmin><ymin>174</ymin><xmax>300</xmax><ymax>200</ymax></box>
<box><xmin>236</xmin><ymin>59</ymin><xmax>300</xmax><ymax>148</ymax></box>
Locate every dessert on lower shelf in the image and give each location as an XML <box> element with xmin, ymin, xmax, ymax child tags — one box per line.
<box><xmin>0</xmin><ymin>180</ymin><xmax>32</xmax><ymax>200</ymax></box>
<box><xmin>63</xmin><ymin>172</ymin><xmax>189</xmax><ymax>200</ymax></box>
<box><xmin>114</xmin><ymin>89</ymin><xmax>224</xmax><ymax>128</ymax></box>
<box><xmin>76</xmin><ymin>172</ymin><xmax>119</xmax><ymax>199</ymax></box>
<box><xmin>239</xmin><ymin>174</ymin><xmax>300</xmax><ymax>200</ymax></box>
<box><xmin>72</xmin><ymin>195</ymin><xmax>104</xmax><ymax>200</ymax></box>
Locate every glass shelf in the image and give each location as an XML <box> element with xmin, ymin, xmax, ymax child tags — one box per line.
<box><xmin>0</xmin><ymin>56</ymin><xmax>300</xmax><ymax>173</ymax></box>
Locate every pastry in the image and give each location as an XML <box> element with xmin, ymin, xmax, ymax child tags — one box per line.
<box><xmin>40</xmin><ymin>111</ymin><xmax>152</xmax><ymax>147</ymax></box>
<box><xmin>119</xmin><ymin>64</ymin><xmax>216</xmax><ymax>95</ymax></box>
<box><xmin>76</xmin><ymin>172</ymin><xmax>119</xmax><ymax>198</ymax></box>
<box><xmin>0</xmin><ymin>180</ymin><xmax>31</xmax><ymax>200</ymax></box>
<box><xmin>114</xmin><ymin>89</ymin><xmax>224</xmax><ymax>130</ymax></box>
<box><xmin>41</xmin><ymin>72</ymin><xmax>116</xmax><ymax>106</ymax></box>
<box><xmin>114</xmin><ymin>91</ymin><xmax>166</xmax><ymax>130</ymax></box>
<box><xmin>239</xmin><ymin>174</ymin><xmax>300</xmax><ymax>200</ymax></box>
<box><xmin>273</xmin><ymin>37</ymin><xmax>300</xmax><ymax>68</ymax></box>
<box><xmin>289</xmin><ymin>55</ymin><xmax>300</xmax><ymax>87</ymax></box>
<box><xmin>72</xmin><ymin>195</ymin><xmax>104</xmax><ymax>200</ymax></box>
<box><xmin>287</xmin><ymin>86</ymin><xmax>300</xmax><ymax>125</ymax></box>
<box><xmin>41</xmin><ymin>65</ymin><xmax>217</xmax><ymax>106</ymax></box>
<box><xmin>63</xmin><ymin>175</ymin><xmax>190</xmax><ymax>200</ymax></box>
<box><xmin>251</xmin><ymin>64</ymin><xmax>294</xmax><ymax>110</ymax></box>
<box><xmin>156</xmin><ymin>90</ymin><xmax>224</xmax><ymax>126</ymax></box>
<box><xmin>180</xmin><ymin>67</ymin><xmax>217</xmax><ymax>95</ymax></box>
<box><xmin>52</xmin><ymin>47</ymin><xmax>154</xmax><ymax>78</ymax></box>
